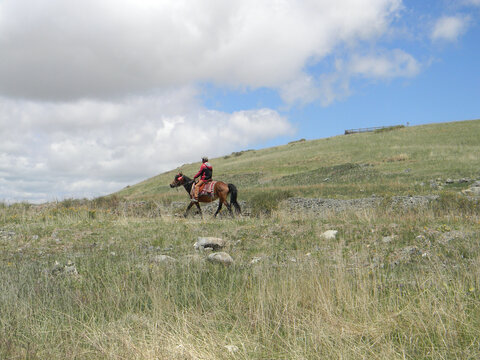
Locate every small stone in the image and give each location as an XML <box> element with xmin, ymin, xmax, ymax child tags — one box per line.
<box><xmin>224</xmin><ymin>345</ymin><xmax>239</xmax><ymax>354</ymax></box>
<box><xmin>445</xmin><ymin>178</ymin><xmax>454</xmax><ymax>184</ymax></box>
<box><xmin>207</xmin><ymin>252</ymin><xmax>233</xmax><ymax>266</ymax></box>
<box><xmin>51</xmin><ymin>261</ymin><xmax>64</xmax><ymax>275</ymax></box>
<box><xmin>382</xmin><ymin>235</ymin><xmax>395</xmax><ymax>243</ymax></box>
<box><xmin>250</xmin><ymin>256</ymin><xmax>263</xmax><ymax>264</ymax></box>
<box><xmin>320</xmin><ymin>230</ymin><xmax>338</xmax><ymax>240</ymax></box>
<box><xmin>64</xmin><ymin>261</ymin><xmax>78</xmax><ymax>275</ymax></box>
<box><xmin>194</xmin><ymin>237</ymin><xmax>226</xmax><ymax>251</ymax></box>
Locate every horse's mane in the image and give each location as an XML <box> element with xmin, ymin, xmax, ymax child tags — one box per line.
<box><xmin>181</xmin><ymin>174</ymin><xmax>192</xmax><ymax>182</ymax></box>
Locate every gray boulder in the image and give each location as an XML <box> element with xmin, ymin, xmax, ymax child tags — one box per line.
<box><xmin>194</xmin><ymin>237</ymin><xmax>226</xmax><ymax>251</ymax></box>
<box><xmin>207</xmin><ymin>252</ymin><xmax>233</xmax><ymax>266</ymax></box>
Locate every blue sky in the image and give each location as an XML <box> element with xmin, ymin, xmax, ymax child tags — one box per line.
<box><xmin>203</xmin><ymin>1</ymin><xmax>480</xmax><ymax>143</ymax></box>
<box><xmin>0</xmin><ymin>0</ymin><xmax>479</xmax><ymax>202</ymax></box>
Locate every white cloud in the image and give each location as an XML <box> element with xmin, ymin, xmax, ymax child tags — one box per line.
<box><xmin>349</xmin><ymin>49</ymin><xmax>421</xmax><ymax>79</ymax></box>
<box><xmin>279</xmin><ymin>75</ymin><xmax>322</xmax><ymax>107</ymax></box>
<box><xmin>431</xmin><ymin>15</ymin><xmax>470</xmax><ymax>42</ymax></box>
<box><xmin>0</xmin><ymin>92</ymin><xmax>293</xmax><ymax>203</ymax></box>
<box><xmin>283</xmin><ymin>49</ymin><xmax>421</xmax><ymax>107</ymax></box>
<box><xmin>0</xmin><ymin>0</ymin><xmax>402</xmax><ymax>100</ymax></box>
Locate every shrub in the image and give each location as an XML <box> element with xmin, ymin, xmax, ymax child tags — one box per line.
<box><xmin>92</xmin><ymin>195</ymin><xmax>120</xmax><ymax>209</ymax></box>
<box><xmin>434</xmin><ymin>192</ymin><xmax>479</xmax><ymax>216</ymax></box>
<box><xmin>250</xmin><ymin>190</ymin><xmax>293</xmax><ymax>217</ymax></box>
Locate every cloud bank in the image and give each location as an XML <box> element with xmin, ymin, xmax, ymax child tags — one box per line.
<box><xmin>0</xmin><ymin>91</ymin><xmax>292</xmax><ymax>202</ymax></box>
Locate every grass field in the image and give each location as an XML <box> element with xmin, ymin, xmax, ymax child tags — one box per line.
<box><xmin>1</xmin><ymin>120</ymin><xmax>480</xmax><ymax>359</ymax></box>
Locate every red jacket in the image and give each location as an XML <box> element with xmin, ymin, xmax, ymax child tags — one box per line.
<box><xmin>194</xmin><ymin>162</ymin><xmax>213</xmax><ymax>181</ymax></box>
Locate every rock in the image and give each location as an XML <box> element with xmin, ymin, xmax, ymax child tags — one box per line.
<box><xmin>153</xmin><ymin>255</ymin><xmax>177</xmax><ymax>263</ymax></box>
<box><xmin>207</xmin><ymin>252</ymin><xmax>233</xmax><ymax>266</ymax></box>
<box><xmin>462</xmin><ymin>183</ymin><xmax>480</xmax><ymax>196</ymax></box>
<box><xmin>194</xmin><ymin>237</ymin><xmax>226</xmax><ymax>251</ymax></box>
<box><xmin>382</xmin><ymin>235</ymin><xmax>396</xmax><ymax>243</ymax></box>
<box><xmin>224</xmin><ymin>345</ymin><xmax>239</xmax><ymax>354</ymax></box>
<box><xmin>51</xmin><ymin>260</ymin><xmax>78</xmax><ymax>276</ymax></box>
<box><xmin>320</xmin><ymin>230</ymin><xmax>338</xmax><ymax>240</ymax></box>
<box><xmin>64</xmin><ymin>261</ymin><xmax>78</xmax><ymax>275</ymax></box>
<box><xmin>250</xmin><ymin>256</ymin><xmax>263</xmax><ymax>264</ymax></box>
<box><xmin>51</xmin><ymin>261</ymin><xmax>64</xmax><ymax>275</ymax></box>
<box><xmin>445</xmin><ymin>178</ymin><xmax>454</xmax><ymax>184</ymax></box>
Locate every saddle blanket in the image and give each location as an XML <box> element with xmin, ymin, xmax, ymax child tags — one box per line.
<box><xmin>191</xmin><ymin>181</ymin><xmax>216</xmax><ymax>198</ymax></box>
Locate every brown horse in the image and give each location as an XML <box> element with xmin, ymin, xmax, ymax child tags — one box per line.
<box><xmin>170</xmin><ymin>173</ymin><xmax>241</xmax><ymax>217</ymax></box>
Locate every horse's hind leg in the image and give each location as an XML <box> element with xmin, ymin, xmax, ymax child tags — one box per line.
<box><xmin>225</xmin><ymin>200</ymin><xmax>233</xmax><ymax>216</ymax></box>
<box><xmin>214</xmin><ymin>201</ymin><xmax>223</xmax><ymax>217</ymax></box>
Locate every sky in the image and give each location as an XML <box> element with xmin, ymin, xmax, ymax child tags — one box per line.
<box><xmin>1</xmin><ymin>0</ymin><xmax>479</xmax><ymax>203</ymax></box>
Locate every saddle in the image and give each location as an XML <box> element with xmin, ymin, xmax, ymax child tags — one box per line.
<box><xmin>191</xmin><ymin>180</ymin><xmax>216</xmax><ymax>198</ymax></box>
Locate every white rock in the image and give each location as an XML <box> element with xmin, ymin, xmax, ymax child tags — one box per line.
<box><xmin>64</xmin><ymin>261</ymin><xmax>78</xmax><ymax>275</ymax></box>
<box><xmin>194</xmin><ymin>237</ymin><xmax>226</xmax><ymax>251</ymax></box>
<box><xmin>320</xmin><ymin>230</ymin><xmax>338</xmax><ymax>240</ymax></box>
<box><xmin>224</xmin><ymin>345</ymin><xmax>239</xmax><ymax>354</ymax></box>
<box><xmin>250</xmin><ymin>256</ymin><xmax>263</xmax><ymax>264</ymax></box>
<box><xmin>207</xmin><ymin>252</ymin><xmax>233</xmax><ymax>266</ymax></box>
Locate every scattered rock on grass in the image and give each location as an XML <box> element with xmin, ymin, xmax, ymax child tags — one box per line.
<box><xmin>462</xmin><ymin>181</ymin><xmax>480</xmax><ymax>196</ymax></box>
<box><xmin>224</xmin><ymin>345</ymin><xmax>239</xmax><ymax>354</ymax></box>
<box><xmin>207</xmin><ymin>252</ymin><xmax>233</xmax><ymax>266</ymax></box>
<box><xmin>320</xmin><ymin>230</ymin><xmax>338</xmax><ymax>240</ymax></box>
<box><xmin>194</xmin><ymin>237</ymin><xmax>226</xmax><ymax>251</ymax></box>
<box><xmin>51</xmin><ymin>260</ymin><xmax>78</xmax><ymax>276</ymax></box>
<box><xmin>250</xmin><ymin>256</ymin><xmax>264</xmax><ymax>264</ymax></box>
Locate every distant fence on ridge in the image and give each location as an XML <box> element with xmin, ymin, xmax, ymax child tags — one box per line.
<box><xmin>344</xmin><ymin>125</ymin><xmax>405</xmax><ymax>135</ymax></box>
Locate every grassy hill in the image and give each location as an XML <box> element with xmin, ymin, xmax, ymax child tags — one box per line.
<box><xmin>115</xmin><ymin>119</ymin><xmax>480</xmax><ymax>202</ymax></box>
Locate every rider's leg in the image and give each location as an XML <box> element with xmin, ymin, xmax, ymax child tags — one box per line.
<box><xmin>193</xmin><ymin>179</ymin><xmax>204</xmax><ymax>201</ymax></box>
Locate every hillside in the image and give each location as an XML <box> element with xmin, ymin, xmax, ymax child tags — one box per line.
<box><xmin>116</xmin><ymin>119</ymin><xmax>480</xmax><ymax>202</ymax></box>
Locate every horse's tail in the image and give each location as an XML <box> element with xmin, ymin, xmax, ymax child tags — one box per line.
<box><xmin>228</xmin><ymin>183</ymin><xmax>241</xmax><ymax>214</ymax></box>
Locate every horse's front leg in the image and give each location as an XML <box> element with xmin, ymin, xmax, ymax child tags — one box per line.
<box><xmin>195</xmin><ymin>202</ymin><xmax>203</xmax><ymax>218</ymax></box>
<box><xmin>184</xmin><ymin>202</ymin><xmax>195</xmax><ymax>217</ymax></box>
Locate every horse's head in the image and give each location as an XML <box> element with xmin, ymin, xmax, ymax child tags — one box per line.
<box><xmin>170</xmin><ymin>173</ymin><xmax>185</xmax><ymax>188</ymax></box>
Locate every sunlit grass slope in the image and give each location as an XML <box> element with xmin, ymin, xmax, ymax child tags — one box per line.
<box><xmin>116</xmin><ymin>119</ymin><xmax>480</xmax><ymax>202</ymax></box>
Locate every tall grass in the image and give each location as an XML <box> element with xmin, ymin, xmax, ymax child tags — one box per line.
<box><xmin>1</xmin><ymin>200</ymin><xmax>479</xmax><ymax>359</ymax></box>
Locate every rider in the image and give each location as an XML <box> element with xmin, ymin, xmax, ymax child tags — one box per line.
<box><xmin>193</xmin><ymin>156</ymin><xmax>213</xmax><ymax>202</ymax></box>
